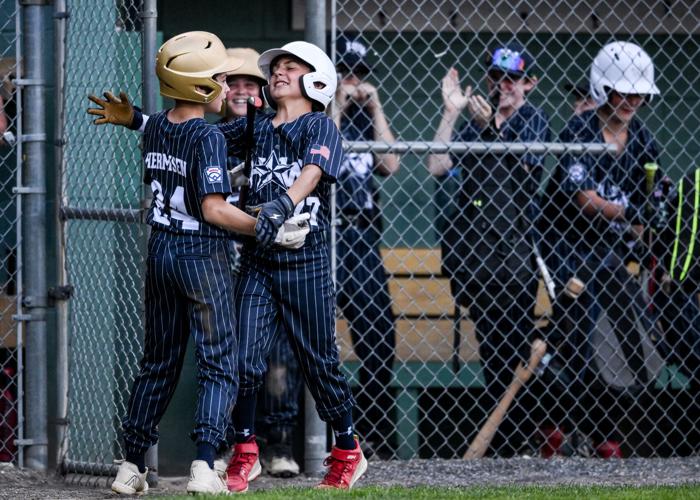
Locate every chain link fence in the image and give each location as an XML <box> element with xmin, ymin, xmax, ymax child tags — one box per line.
<box><xmin>0</xmin><ymin>0</ymin><xmax>19</xmax><ymax>467</ymax></box>
<box><xmin>59</xmin><ymin>0</ymin><xmax>148</xmax><ymax>473</ymax></box>
<box><xmin>332</xmin><ymin>1</ymin><xmax>700</xmax><ymax>460</ymax></box>
<box><xmin>49</xmin><ymin>0</ymin><xmax>700</xmax><ymax>478</ymax></box>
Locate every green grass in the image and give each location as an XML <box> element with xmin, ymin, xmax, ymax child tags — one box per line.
<box><xmin>154</xmin><ymin>484</ymin><xmax>700</xmax><ymax>499</ymax></box>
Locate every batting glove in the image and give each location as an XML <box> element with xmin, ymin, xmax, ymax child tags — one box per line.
<box><xmin>275</xmin><ymin>213</ymin><xmax>311</xmax><ymax>249</ymax></box>
<box><xmin>87</xmin><ymin>91</ymin><xmax>136</xmax><ymax>127</ymax></box>
<box><xmin>255</xmin><ymin>193</ymin><xmax>296</xmax><ymax>247</ymax></box>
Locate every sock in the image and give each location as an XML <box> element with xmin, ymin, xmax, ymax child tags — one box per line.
<box><xmin>233</xmin><ymin>392</ymin><xmax>257</xmax><ymax>443</ymax></box>
<box><xmin>196</xmin><ymin>442</ymin><xmax>216</xmax><ymax>469</ymax></box>
<box><xmin>125</xmin><ymin>451</ymin><xmax>146</xmax><ymax>473</ymax></box>
<box><xmin>331</xmin><ymin>413</ymin><xmax>356</xmax><ymax>450</ymax></box>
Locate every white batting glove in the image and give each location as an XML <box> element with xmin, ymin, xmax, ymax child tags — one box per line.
<box><xmin>228</xmin><ymin>162</ymin><xmax>249</xmax><ymax>188</ymax></box>
<box><xmin>275</xmin><ymin>213</ymin><xmax>311</xmax><ymax>249</ymax></box>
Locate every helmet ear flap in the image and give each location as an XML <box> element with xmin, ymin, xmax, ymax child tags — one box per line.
<box><xmin>262</xmin><ymin>85</ymin><xmax>277</xmax><ymax>110</ymax></box>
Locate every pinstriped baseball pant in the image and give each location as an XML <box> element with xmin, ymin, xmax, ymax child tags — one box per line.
<box><xmin>235</xmin><ymin>233</ymin><xmax>355</xmax><ymax>422</ymax></box>
<box><xmin>122</xmin><ymin>230</ymin><xmax>238</xmax><ymax>455</ymax></box>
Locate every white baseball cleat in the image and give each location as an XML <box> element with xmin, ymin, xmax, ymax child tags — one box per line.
<box><xmin>111</xmin><ymin>461</ymin><xmax>149</xmax><ymax>495</ymax></box>
<box><xmin>266</xmin><ymin>454</ymin><xmax>300</xmax><ymax>478</ymax></box>
<box><xmin>186</xmin><ymin>460</ymin><xmax>229</xmax><ymax>495</ymax></box>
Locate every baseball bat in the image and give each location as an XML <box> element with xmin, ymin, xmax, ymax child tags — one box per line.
<box><xmin>238</xmin><ymin>96</ymin><xmax>263</xmax><ymax>211</ymax></box>
<box><xmin>463</xmin><ymin>338</ymin><xmax>547</xmax><ymax>459</ymax></box>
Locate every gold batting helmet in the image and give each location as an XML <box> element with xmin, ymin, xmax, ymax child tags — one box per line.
<box><xmin>156</xmin><ymin>31</ymin><xmax>243</xmax><ymax>103</ymax></box>
<box><xmin>225</xmin><ymin>48</ymin><xmax>267</xmax><ymax>87</ymax></box>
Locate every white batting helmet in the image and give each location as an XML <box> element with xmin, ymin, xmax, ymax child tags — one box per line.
<box><xmin>258</xmin><ymin>41</ymin><xmax>337</xmax><ymax>111</ymax></box>
<box><xmin>590</xmin><ymin>41</ymin><xmax>660</xmax><ymax>107</ymax></box>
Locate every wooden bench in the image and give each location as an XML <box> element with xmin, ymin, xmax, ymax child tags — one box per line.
<box><xmin>335</xmin><ymin>248</ymin><xmax>688</xmax><ymax>458</ymax></box>
<box><xmin>335</xmin><ymin>248</ymin><xmax>490</xmax><ymax>458</ymax></box>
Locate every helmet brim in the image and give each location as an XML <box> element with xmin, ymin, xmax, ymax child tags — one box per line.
<box><xmin>258</xmin><ymin>48</ymin><xmax>312</xmax><ymax>79</ymax></box>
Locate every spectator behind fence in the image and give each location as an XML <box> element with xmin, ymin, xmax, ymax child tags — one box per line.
<box><xmin>539</xmin><ymin>41</ymin><xmax>668</xmax><ymax>458</ymax></box>
<box><xmin>427</xmin><ymin>43</ymin><xmax>550</xmax><ymax>457</ymax></box>
<box><xmin>332</xmin><ymin>35</ymin><xmax>400</xmax><ymax>459</ymax></box>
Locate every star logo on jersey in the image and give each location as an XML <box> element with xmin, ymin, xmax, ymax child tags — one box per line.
<box><xmin>251</xmin><ymin>150</ymin><xmax>302</xmax><ymax>191</ymax></box>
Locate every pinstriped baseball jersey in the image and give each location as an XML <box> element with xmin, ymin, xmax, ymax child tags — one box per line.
<box><xmin>121</xmin><ymin>109</ymin><xmax>238</xmax><ymax>456</ymax></box>
<box><xmin>143</xmin><ymin>111</ymin><xmax>232</xmax><ymax>237</ymax></box>
<box><xmin>218</xmin><ymin>111</ymin><xmax>343</xmax><ymax>231</ymax></box>
<box><xmin>216</xmin><ymin>109</ymin><xmax>355</xmax><ymax>423</ymax></box>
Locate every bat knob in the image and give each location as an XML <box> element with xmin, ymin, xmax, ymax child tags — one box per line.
<box><xmin>247</xmin><ymin>96</ymin><xmax>263</xmax><ymax>108</ymax></box>
<box><xmin>564</xmin><ymin>277</ymin><xmax>585</xmax><ymax>299</ymax></box>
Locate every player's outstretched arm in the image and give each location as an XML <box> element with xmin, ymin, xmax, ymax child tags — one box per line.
<box><xmin>201</xmin><ymin>194</ymin><xmax>257</xmax><ymax>235</ymax></box>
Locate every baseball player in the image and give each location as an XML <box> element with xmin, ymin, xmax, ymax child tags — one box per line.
<box><xmin>428</xmin><ymin>43</ymin><xmax>551</xmax><ymax>456</ymax></box>
<box><xmin>87</xmin><ymin>31</ymin><xmax>309</xmax><ymax>495</ymax></box>
<box><xmin>541</xmin><ymin>41</ymin><xmax>662</xmax><ymax>457</ymax></box>
<box><xmin>218</xmin><ymin>47</ymin><xmax>304</xmax><ymax>478</ymax></box>
<box><xmin>219</xmin><ymin>40</ymin><xmax>367</xmax><ymax>491</ymax></box>
<box><xmin>91</xmin><ymin>40</ymin><xmax>368</xmax><ymax>491</ymax></box>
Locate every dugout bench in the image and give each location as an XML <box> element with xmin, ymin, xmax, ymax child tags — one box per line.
<box><xmin>336</xmin><ymin>248</ymin><xmax>494</xmax><ymax>459</ymax></box>
<box><xmin>336</xmin><ymin>248</ymin><xmax>689</xmax><ymax>459</ymax></box>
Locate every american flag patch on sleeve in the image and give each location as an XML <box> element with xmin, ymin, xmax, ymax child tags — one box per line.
<box><xmin>310</xmin><ymin>144</ymin><xmax>331</xmax><ymax>160</ymax></box>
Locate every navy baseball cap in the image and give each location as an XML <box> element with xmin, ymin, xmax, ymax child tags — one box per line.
<box><xmin>486</xmin><ymin>43</ymin><xmax>536</xmax><ymax>79</ymax></box>
<box><xmin>336</xmin><ymin>36</ymin><xmax>372</xmax><ymax>75</ymax></box>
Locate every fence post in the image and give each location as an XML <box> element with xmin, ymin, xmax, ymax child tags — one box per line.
<box><xmin>303</xmin><ymin>0</ymin><xmax>328</xmax><ymax>477</ymax></box>
<box><xmin>141</xmin><ymin>0</ymin><xmax>158</xmax><ymax>485</ymax></box>
<box><xmin>19</xmin><ymin>0</ymin><xmax>49</xmax><ymax>472</ymax></box>
<box><xmin>53</xmin><ymin>0</ymin><xmax>69</xmax><ymax>472</ymax></box>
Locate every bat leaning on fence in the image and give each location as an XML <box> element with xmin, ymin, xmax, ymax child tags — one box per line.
<box><xmin>463</xmin><ymin>338</ymin><xmax>547</xmax><ymax>460</ymax></box>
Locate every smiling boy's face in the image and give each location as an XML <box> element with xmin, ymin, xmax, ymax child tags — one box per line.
<box><xmin>268</xmin><ymin>55</ymin><xmax>312</xmax><ymax>101</ymax></box>
<box><xmin>486</xmin><ymin>69</ymin><xmax>534</xmax><ymax>112</ymax></box>
<box><xmin>225</xmin><ymin>76</ymin><xmax>262</xmax><ymax>118</ymax></box>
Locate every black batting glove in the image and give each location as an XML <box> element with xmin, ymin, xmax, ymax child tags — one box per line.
<box><xmin>255</xmin><ymin>193</ymin><xmax>296</xmax><ymax>247</ymax></box>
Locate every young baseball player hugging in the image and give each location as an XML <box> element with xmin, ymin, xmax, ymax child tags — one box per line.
<box><xmin>89</xmin><ymin>40</ymin><xmax>368</xmax><ymax>491</ymax></box>
<box><xmin>87</xmin><ymin>31</ymin><xmax>309</xmax><ymax>495</ymax></box>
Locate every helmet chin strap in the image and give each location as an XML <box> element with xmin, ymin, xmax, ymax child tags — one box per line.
<box><xmin>262</xmin><ymin>85</ymin><xmax>277</xmax><ymax>110</ymax></box>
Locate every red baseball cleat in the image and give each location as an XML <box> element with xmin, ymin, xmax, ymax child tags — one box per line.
<box><xmin>317</xmin><ymin>438</ymin><xmax>367</xmax><ymax>490</ymax></box>
<box><xmin>226</xmin><ymin>440</ymin><xmax>262</xmax><ymax>492</ymax></box>
<box><xmin>539</xmin><ymin>426</ymin><xmax>565</xmax><ymax>458</ymax></box>
<box><xmin>596</xmin><ymin>440</ymin><xmax>623</xmax><ymax>459</ymax></box>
